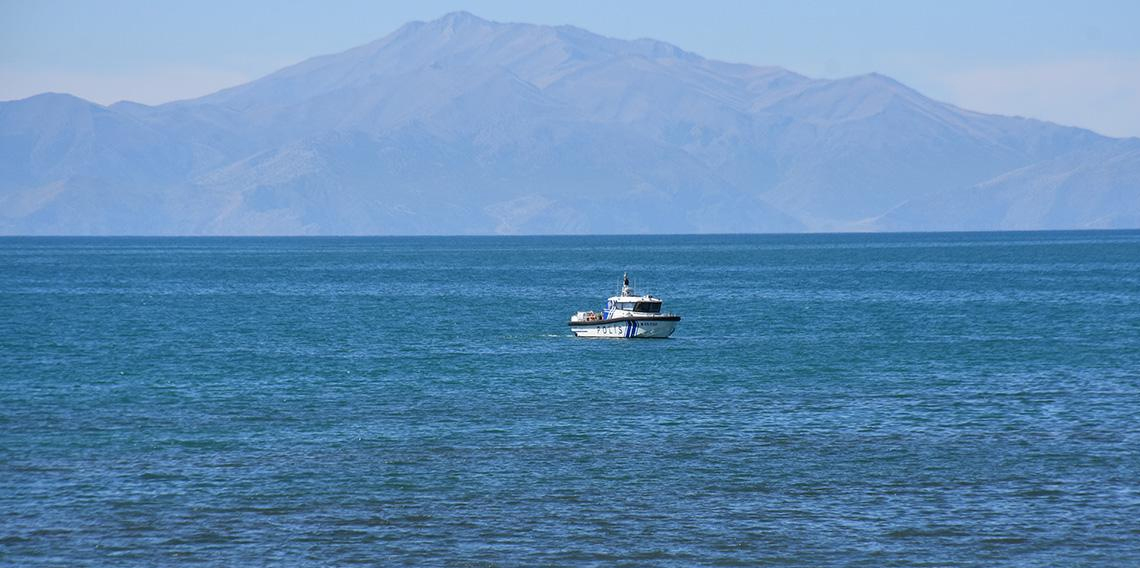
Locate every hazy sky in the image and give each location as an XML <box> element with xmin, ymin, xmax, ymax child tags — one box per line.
<box><xmin>3</xmin><ymin>0</ymin><xmax>1139</xmax><ymax>137</ymax></box>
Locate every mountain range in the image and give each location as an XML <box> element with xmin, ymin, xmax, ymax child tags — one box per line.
<box><xmin>3</xmin><ymin>11</ymin><xmax>1138</xmax><ymax>235</ymax></box>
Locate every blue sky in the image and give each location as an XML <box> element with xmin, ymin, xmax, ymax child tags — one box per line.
<box><xmin>3</xmin><ymin>0</ymin><xmax>1139</xmax><ymax>137</ymax></box>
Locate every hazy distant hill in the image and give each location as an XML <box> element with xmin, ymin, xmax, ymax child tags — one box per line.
<box><xmin>2</xmin><ymin>11</ymin><xmax>1138</xmax><ymax>234</ymax></box>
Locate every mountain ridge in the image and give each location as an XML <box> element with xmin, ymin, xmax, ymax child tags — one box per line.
<box><xmin>2</xmin><ymin>11</ymin><xmax>1137</xmax><ymax>235</ymax></box>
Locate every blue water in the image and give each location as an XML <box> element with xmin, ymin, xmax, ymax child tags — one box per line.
<box><xmin>2</xmin><ymin>232</ymin><xmax>1139</xmax><ymax>566</ymax></box>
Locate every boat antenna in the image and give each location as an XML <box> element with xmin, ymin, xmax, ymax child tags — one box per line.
<box><xmin>621</xmin><ymin>272</ymin><xmax>634</xmax><ymax>297</ymax></box>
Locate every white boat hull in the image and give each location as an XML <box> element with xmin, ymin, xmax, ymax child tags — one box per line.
<box><xmin>569</xmin><ymin>317</ymin><xmax>678</xmax><ymax>339</ymax></box>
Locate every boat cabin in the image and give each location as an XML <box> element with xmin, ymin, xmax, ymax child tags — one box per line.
<box><xmin>606</xmin><ymin>298</ymin><xmax>663</xmax><ymax>314</ymax></box>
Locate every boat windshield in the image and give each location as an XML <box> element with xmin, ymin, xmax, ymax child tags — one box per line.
<box><xmin>634</xmin><ymin>302</ymin><xmax>662</xmax><ymax>313</ymax></box>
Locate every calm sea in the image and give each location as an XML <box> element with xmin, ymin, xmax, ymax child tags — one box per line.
<box><xmin>2</xmin><ymin>232</ymin><xmax>1139</xmax><ymax>566</ymax></box>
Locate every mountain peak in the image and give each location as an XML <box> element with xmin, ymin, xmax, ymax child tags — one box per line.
<box><xmin>435</xmin><ymin>11</ymin><xmax>487</xmax><ymax>24</ymax></box>
<box><xmin>12</xmin><ymin>92</ymin><xmax>98</xmax><ymax>107</ymax></box>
